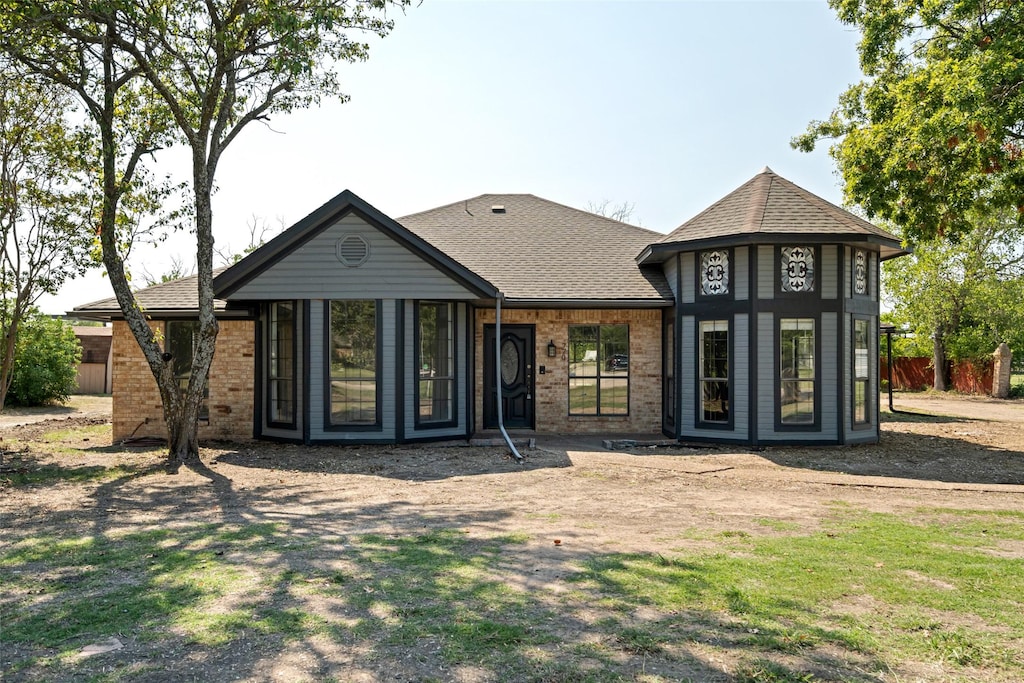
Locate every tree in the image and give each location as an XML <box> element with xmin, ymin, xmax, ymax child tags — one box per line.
<box><xmin>793</xmin><ymin>0</ymin><xmax>1024</xmax><ymax>242</ymax></box>
<box><xmin>586</xmin><ymin>199</ymin><xmax>637</xmax><ymax>224</ymax></box>
<box><xmin>1</xmin><ymin>0</ymin><xmax>406</xmax><ymax>462</ymax></box>
<box><xmin>0</xmin><ymin>62</ymin><xmax>94</xmax><ymax>412</ymax></box>
<box><xmin>882</xmin><ymin>211</ymin><xmax>1024</xmax><ymax>390</ymax></box>
<box><xmin>3</xmin><ymin>306</ymin><xmax>80</xmax><ymax>407</ymax></box>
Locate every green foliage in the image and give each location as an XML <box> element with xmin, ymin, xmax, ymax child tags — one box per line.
<box><xmin>882</xmin><ymin>211</ymin><xmax>1024</xmax><ymax>364</ymax></box>
<box><xmin>793</xmin><ymin>0</ymin><xmax>1024</xmax><ymax>241</ymax></box>
<box><xmin>4</xmin><ymin>309</ymin><xmax>80</xmax><ymax>406</ymax></box>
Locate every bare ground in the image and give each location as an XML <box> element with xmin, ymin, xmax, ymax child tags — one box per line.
<box><xmin>1</xmin><ymin>394</ymin><xmax>1023</xmax><ymax>682</ymax></box>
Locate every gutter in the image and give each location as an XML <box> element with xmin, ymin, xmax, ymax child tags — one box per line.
<box><xmin>494</xmin><ymin>293</ymin><xmax>524</xmax><ymax>462</ymax></box>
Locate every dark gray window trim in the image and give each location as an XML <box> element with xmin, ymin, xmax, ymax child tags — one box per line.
<box><xmin>694</xmin><ymin>316</ymin><xmax>735</xmax><ymax>431</ymax></box>
<box><xmin>266</xmin><ymin>300</ymin><xmax>298</xmax><ymax>430</ymax></box>
<box><xmin>694</xmin><ymin>247</ymin><xmax>735</xmax><ymax>302</ymax></box>
<box><xmin>253</xmin><ymin>317</ymin><xmax>263</xmax><ymax>439</ymax></box>
<box><xmin>774</xmin><ymin>314</ymin><xmax>822</xmax><ymax>432</ymax></box>
<box><xmin>323</xmin><ymin>299</ymin><xmax>383</xmax><ymax>433</ymax></box>
<box><xmin>413</xmin><ymin>300</ymin><xmax>459</xmax><ymax>430</ymax></box>
<box><xmin>851</xmin><ymin>314</ymin><xmax>873</xmax><ymax>431</ymax></box>
<box><xmin>774</xmin><ymin>244</ymin><xmax>822</xmax><ymax>299</ymax></box>
<box><xmin>663</xmin><ymin>311</ymin><xmax>671</xmax><ymax>430</ymax></box>
<box><xmin>302</xmin><ymin>301</ymin><xmax>311</xmax><ymax>444</ymax></box>
<box><xmin>395</xmin><ymin>300</ymin><xmax>405</xmax><ymax>442</ymax></box>
<box><xmin>566</xmin><ymin>323</ymin><xmax>631</xmax><ymax>418</ymax></box>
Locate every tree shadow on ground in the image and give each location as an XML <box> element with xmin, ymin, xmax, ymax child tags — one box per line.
<box><xmin>211</xmin><ymin>441</ymin><xmax>572</xmax><ymax>481</ymax></box>
<box><xmin>760</xmin><ymin>414</ymin><xmax>1024</xmax><ymax>485</ymax></box>
<box><xmin>1</xmin><ymin>454</ymin><xmax>898</xmax><ymax>683</ymax></box>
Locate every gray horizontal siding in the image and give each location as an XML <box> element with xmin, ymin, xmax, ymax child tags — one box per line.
<box><xmin>821</xmin><ymin>245</ymin><xmax>838</xmax><ymax>300</ymax></box>
<box><xmin>680</xmin><ymin>316</ymin><xmax>695</xmax><ymax>431</ymax></box>
<box><xmin>756</xmin><ymin>312</ymin><xmax>775</xmax><ymax>436</ymax></box>
<box><xmin>663</xmin><ymin>255</ymin><xmax>679</xmax><ymax>300</ymax></box>
<box><xmin>735</xmin><ymin>247</ymin><xmax>749</xmax><ymax>301</ymax></box>
<box><xmin>231</xmin><ymin>215</ymin><xmax>479</xmax><ymax>300</ymax></box>
<box><xmin>681</xmin><ymin>252</ymin><xmax>696</xmax><ymax>304</ymax></box>
<box><xmin>732</xmin><ymin>313</ymin><xmax>749</xmax><ymax>439</ymax></box>
<box><xmin>757</xmin><ymin>246</ymin><xmax>774</xmax><ymax>299</ymax></box>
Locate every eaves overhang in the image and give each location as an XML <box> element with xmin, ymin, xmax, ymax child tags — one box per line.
<box><xmin>637</xmin><ymin>233</ymin><xmax>909</xmax><ymax>265</ymax></box>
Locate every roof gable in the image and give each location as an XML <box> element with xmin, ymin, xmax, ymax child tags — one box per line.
<box><xmin>213</xmin><ymin>190</ymin><xmax>498</xmax><ymax>300</ymax></box>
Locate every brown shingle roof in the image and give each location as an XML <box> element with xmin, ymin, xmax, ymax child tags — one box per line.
<box><xmin>642</xmin><ymin>167</ymin><xmax>906</xmax><ymax>261</ymax></box>
<box><xmin>398</xmin><ymin>194</ymin><xmax>672</xmax><ymax>303</ymax></box>
<box><xmin>72</xmin><ymin>268</ymin><xmax>231</xmax><ymax>319</ymax></box>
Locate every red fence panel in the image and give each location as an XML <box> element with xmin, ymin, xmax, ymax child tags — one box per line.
<box><xmin>880</xmin><ymin>357</ymin><xmax>994</xmax><ymax>394</ymax></box>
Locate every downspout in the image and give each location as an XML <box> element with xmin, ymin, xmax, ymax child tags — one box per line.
<box><xmin>495</xmin><ymin>294</ymin><xmax>524</xmax><ymax>462</ymax></box>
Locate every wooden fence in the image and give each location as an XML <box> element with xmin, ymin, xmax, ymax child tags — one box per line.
<box><xmin>880</xmin><ymin>357</ymin><xmax>994</xmax><ymax>394</ymax></box>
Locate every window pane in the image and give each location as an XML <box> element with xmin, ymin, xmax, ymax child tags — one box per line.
<box><xmin>269</xmin><ymin>302</ymin><xmax>295</xmax><ymax>424</ymax></box>
<box><xmin>854</xmin><ymin>380</ymin><xmax>867</xmax><ymax>424</ymax></box>
<box><xmin>854</xmin><ymin>319</ymin><xmax>869</xmax><ymax>425</ymax></box>
<box><xmin>166</xmin><ymin>321</ymin><xmax>209</xmax><ymax>420</ymax></box>
<box><xmin>600</xmin><ymin>378</ymin><xmax>628</xmax><ymax>415</ymax></box>
<box><xmin>781</xmin><ymin>319</ymin><xmax>814</xmax><ymax>424</ymax></box>
<box><xmin>330</xmin><ymin>300</ymin><xmax>377</xmax><ymax>424</ymax></box>
<box><xmin>569</xmin><ymin>377</ymin><xmax>597</xmax><ymax>414</ymax></box>
<box><xmin>569</xmin><ymin>326</ymin><xmax>598</xmax><ymax>378</ymax></box>
<box><xmin>702</xmin><ymin>379</ymin><xmax>729</xmax><ymax>423</ymax></box>
<box><xmin>781</xmin><ymin>246</ymin><xmax>815</xmax><ymax>292</ymax></box>
<box><xmin>418</xmin><ymin>302</ymin><xmax>454</xmax><ymax>423</ymax></box>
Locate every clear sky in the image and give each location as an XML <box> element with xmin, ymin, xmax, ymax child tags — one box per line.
<box><xmin>41</xmin><ymin>0</ymin><xmax>864</xmax><ymax>315</ymax></box>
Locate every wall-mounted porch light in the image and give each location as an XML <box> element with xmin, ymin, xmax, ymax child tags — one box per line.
<box><xmin>547</xmin><ymin>340</ymin><xmax>557</xmax><ymax>357</ymax></box>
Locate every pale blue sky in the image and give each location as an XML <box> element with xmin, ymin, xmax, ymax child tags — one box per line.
<box><xmin>44</xmin><ymin>0</ymin><xmax>863</xmax><ymax>314</ymax></box>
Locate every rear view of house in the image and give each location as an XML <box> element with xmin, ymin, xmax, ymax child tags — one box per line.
<box><xmin>73</xmin><ymin>167</ymin><xmax>905</xmax><ymax>447</ymax></box>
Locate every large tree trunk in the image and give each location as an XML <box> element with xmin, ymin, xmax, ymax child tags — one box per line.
<box><xmin>0</xmin><ymin>313</ymin><xmax>19</xmax><ymax>411</ymax></box>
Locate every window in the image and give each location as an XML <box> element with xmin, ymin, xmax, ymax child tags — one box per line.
<box><xmin>328</xmin><ymin>300</ymin><xmax>378</xmax><ymax>426</ymax></box>
<box><xmin>781</xmin><ymin>246</ymin><xmax>815</xmax><ymax>293</ymax></box>
<box><xmin>417</xmin><ymin>302</ymin><xmax>455</xmax><ymax>425</ymax></box>
<box><xmin>853</xmin><ymin>250</ymin><xmax>868</xmax><ymax>296</ymax></box>
<box><xmin>700</xmin><ymin>250</ymin><xmax>730</xmax><ymax>296</ymax></box>
<box><xmin>568</xmin><ymin>325</ymin><xmax>628</xmax><ymax>415</ymax></box>
<box><xmin>268</xmin><ymin>301</ymin><xmax>296</xmax><ymax>426</ymax></box>
<box><xmin>780</xmin><ymin>318</ymin><xmax>815</xmax><ymax>424</ymax></box>
<box><xmin>854</xmin><ymin>319</ymin><xmax>870</xmax><ymax>425</ymax></box>
<box><xmin>165</xmin><ymin>320</ymin><xmax>209</xmax><ymax>421</ymax></box>
<box><xmin>700</xmin><ymin>320</ymin><xmax>729</xmax><ymax>424</ymax></box>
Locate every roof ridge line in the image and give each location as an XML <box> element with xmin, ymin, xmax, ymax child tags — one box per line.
<box><xmin>743</xmin><ymin>172</ymin><xmax>772</xmax><ymax>233</ymax></box>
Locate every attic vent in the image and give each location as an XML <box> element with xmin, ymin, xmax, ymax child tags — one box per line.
<box><xmin>336</xmin><ymin>234</ymin><xmax>370</xmax><ymax>267</ymax></box>
<box><xmin>491</xmin><ymin>205</ymin><xmax>506</xmax><ymax>214</ymax></box>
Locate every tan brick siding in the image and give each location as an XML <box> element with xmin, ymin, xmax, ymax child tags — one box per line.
<box><xmin>475</xmin><ymin>308</ymin><xmax>663</xmax><ymax>434</ymax></box>
<box><xmin>111</xmin><ymin>320</ymin><xmax>255</xmax><ymax>442</ymax></box>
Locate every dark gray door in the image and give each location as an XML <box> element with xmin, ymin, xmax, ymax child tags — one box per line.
<box><xmin>483</xmin><ymin>324</ymin><xmax>534</xmax><ymax>429</ymax></box>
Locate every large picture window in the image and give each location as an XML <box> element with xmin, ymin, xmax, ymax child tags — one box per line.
<box><xmin>268</xmin><ymin>301</ymin><xmax>296</xmax><ymax>426</ymax></box>
<box><xmin>568</xmin><ymin>324</ymin><xmax>628</xmax><ymax>416</ymax></box>
<box><xmin>328</xmin><ymin>300</ymin><xmax>378</xmax><ymax>426</ymax></box>
<box><xmin>780</xmin><ymin>318</ymin><xmax>815</xmax><ymax>425</ymax></box>
<box><xmin>417</xmin><ymin>302</ymin><xmax>455</xmax><ymax>425</ymax></box>
<box><xmin>700</xmin><ymin>320</ymin><xmax>729</xmax><ymax>424</ymax></box>
<box><xmin>165</xmin><ymin>320</ymin><xmax>209</xmax><ymax>421</ymax></box>
<box><xmin>854</xmin><ymin>318</ymin><xmax>870</xmax><ymax>425</ymax></box>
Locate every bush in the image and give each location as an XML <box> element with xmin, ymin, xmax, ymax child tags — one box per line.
<box><xmin>6</xmin><ymin>313</ymin><xmax>81</xmax><ymax>407</ymax></box>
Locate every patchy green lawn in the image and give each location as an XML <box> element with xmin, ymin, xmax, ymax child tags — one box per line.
<box><xmin>2</xmin><ymin>413</ymin><xmax>1023</xmax><ymax>682</ymax></box>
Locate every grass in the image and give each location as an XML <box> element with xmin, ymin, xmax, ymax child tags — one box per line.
<box><xmin>5</xmin><ymin>508</ymin><xmax>1023</xmax><ymax>681</ymax></box>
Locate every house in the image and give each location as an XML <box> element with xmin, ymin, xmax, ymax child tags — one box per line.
<box><xmin>73</xmin><ymin>167</ymin><xmax>906</xmax><ymax>446</ymax></box>
<box><xmin>72</xmin><ymin>326</ymin><xmax>113</xmax><ymax>394</ymax></box>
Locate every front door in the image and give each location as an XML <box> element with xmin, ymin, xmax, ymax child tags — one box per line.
<box><xmin>483</xmin><ymin>324</ymin><xmax>534</xmax><ymax>429</ymax></box>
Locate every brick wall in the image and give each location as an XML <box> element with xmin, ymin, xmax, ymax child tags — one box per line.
<box><xmin>111</xmin><ymin>320</ymin><xmax>255</xmax><ymax>442</ymax></box>
<box><xmin>475</xmin><ymin>308</ymin><xmax>663</xmax><ymax>434</ymax></box>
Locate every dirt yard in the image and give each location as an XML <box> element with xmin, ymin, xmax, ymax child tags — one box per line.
<box><xmin>2</xmin><ymin>394</ymin><xmax>1023</xmax><ymax>682</ymax></box>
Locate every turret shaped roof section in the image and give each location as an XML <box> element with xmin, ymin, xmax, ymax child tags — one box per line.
<box><xmin>399</xmin><ymin>193</ymin><xmax>673</xmax><ymax>304</ymax></box>
<box><xmin>637</xmin><ymin>167</ymin><xmax>907</xmax><ymax>264</ymax></box>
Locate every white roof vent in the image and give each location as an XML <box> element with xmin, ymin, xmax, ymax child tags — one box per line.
<box><xmin>491</xmin><ymin>205</ymin><xmax>506</xmax><ymax>214</ymax></box>
<box><xmin>336</xmin><ymin>234</ymin><xmax>370</xmax><ymax>267</ymax></box>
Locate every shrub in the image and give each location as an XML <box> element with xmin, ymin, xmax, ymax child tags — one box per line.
<box><xmin>6</xmin><ymin>313</ymin><xmax>81</xmax><ymax>407</ymax></box>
